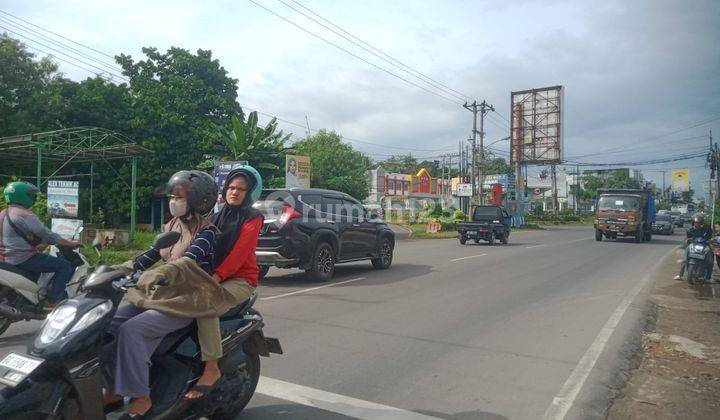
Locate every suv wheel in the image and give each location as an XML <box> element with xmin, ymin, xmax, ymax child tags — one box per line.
<box><xmin>258</xmin><ymin>265</ymin><xmax>269</xmax><ymax>281</ymax></box>
<box><xmin>372</xmin><ymin>238</ymin><xmax>393</xmax><ymax>269</ymax></box>
<box><xmin>306</xmin><ymin>242</ymin><xmax>335</xmax><ymax>282</ymax></box>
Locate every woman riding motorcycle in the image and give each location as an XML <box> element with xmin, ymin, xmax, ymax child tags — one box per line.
<box><xmin>103</xmin><ymin>166</ymin><xmax>264</xmax><ymax>418</ymax></box>
<box><xmin>102</xmin><ymin>170</ymin><xmax>218</xmax><ymax>417</ymax></box>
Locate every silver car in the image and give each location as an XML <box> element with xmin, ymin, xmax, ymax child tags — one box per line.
<box><xmin>652</xmin><ymin>214</ymin><xmax>675</xmax><ymax>235</ymax></box>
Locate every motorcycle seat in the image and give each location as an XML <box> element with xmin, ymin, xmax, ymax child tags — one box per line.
<box><xmin>0</xmin><ymin>261</ymin><xmax>39</xmax><ymax>282</ymax></box>
<box><xmin>153</xmin><ymin>293</ymin><xmax>257</xmax><ymax>356</ymax></box>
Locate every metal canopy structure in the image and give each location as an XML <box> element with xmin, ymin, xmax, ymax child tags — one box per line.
<box><xmin>0</xmin><ymin>126</ymin><xmax>152</xmax><ymax>239</ymax></box>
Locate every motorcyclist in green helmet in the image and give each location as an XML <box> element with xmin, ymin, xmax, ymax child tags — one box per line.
<box><xmin>0</xmin><ymin>181</ymin><xmax>81</xmax><ymax>308</ymax></box>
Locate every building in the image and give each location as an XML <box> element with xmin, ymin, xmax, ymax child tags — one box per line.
<box><xmin>366</xmin><ymin>167</ymin><xmax>452</xmax><ymax>209</ymax></box>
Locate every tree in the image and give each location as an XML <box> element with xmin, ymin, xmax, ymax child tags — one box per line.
<box><xmin>0</xmin><ymin>35</ymin><xmax>66</xmax><ymax>135</ymax></box>
<box><xmin>376</xmin><ymin>154</ymin><xmax>419</xmax><ymax>175</ymax></box>
<box><xmin>483</xmin><ymin>157</ymin><xmax>513</xmax><ymax>175</ymax></box>
<box><xmin>292</xmin><ymin>130</ymin><xmax>371</xmax><ymax>200</ymax></box>
<box><xmin>206</xmin><ymin>109</ymin><xmax>291</xmax><ymax>187</ymax></box>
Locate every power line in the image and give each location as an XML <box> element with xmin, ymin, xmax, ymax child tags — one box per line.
<box><xmin>0</xmin><ymin>9</ymin><xmax>117</xmax><ymax>60</ymax></box>
<box><xmin>566</xmin><ymin>151</ymin><xmax>707</xmax><ymax>167</ymax></box>
<box><xmin>248</xmin><ymin>0</ymin><xmax>462</xmax><ymax>106</ymax></box>
<box><xmin>1</xmin><ymin>33</ymin><xmax>117</xmax><ymax>82</ymax></box>
<box><xmin>0</xmin><ymin>15</ymin><xmax>124</xmax><ymax>75</ymax></box>
<box><xmin>566</xmin><ymin>134</ymin><xmax>708</xmax><ymax>159</ymax></box>
<box><xmin>0</xmin><ymin>25</ymin><xmax>129</xmax><ymax>81</ymax></box>
<box><xmin>278</xmin><ymin>0</ymin><xmax>472</xmax><ymax>103</ymax></box>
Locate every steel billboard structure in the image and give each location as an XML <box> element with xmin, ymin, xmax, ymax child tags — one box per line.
<box><xmin>510</xmin><ymin>85</ymin><xmax>564</xmax><ymax>165</ymax></box>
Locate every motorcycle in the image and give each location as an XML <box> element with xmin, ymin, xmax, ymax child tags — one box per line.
<box><xmin>0</xmin><ymin>231</ymin><xmax>282</xmax><ymax>420</ymax></box>
<box><xmin>0</xmin><ymin>226</ymin><xmax>92</xmax><ymax>335</ymax></box>
<box><xmin>684</xmin><ymin>237</ymin><xmax>714</xmax><ymax>284</ymax></box>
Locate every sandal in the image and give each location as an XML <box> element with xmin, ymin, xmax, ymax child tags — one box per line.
<box><xmin>183</xmin><ymin>376</ymin><xmax>223</xmax><ymax>401</ymax></box>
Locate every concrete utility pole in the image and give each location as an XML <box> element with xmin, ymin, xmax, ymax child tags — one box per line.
<box><xmin>463</xmin><ymin>100</ymin><xmax>495</xmax><ymax>205</ymax></box>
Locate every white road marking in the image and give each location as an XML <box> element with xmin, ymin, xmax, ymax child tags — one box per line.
<box><xmin>542</xmin><ymin>247</ymin><xmax>677</xmax><ymax>420</ymax></box>
<box><xmin>450</xmin><ymin>253</ymin><xmax>487</xmax><ymax>262</ymax></box>
<box><xmin>260</xmin><ymin>277</ymin><xmax>367</xmax><ymax>301</ymax></box>
<box><xmin>256</xmin><ymin>376</ymin><xmax>442</xmax><ymax>419</ymax></box>
<box><xmin>566</xmin><ymin>237</ymin><xmax>592</xmax><ymax>244</ymax></box>
<box><xmin>526</xmin><ymin>244</ymin><xmax>547</xmax><ymax>249</ymax></box>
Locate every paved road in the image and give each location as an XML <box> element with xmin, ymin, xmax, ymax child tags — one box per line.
<box><xmin>0</xmin><ymin>227</ymin><xmax>682</xmax><ymax>419</ymax></box>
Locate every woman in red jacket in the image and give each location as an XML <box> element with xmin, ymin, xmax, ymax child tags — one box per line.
<box><xmin>185</xmin><ymin>166</ymin><xmax>264</xmax><ymax>400</ymax></box>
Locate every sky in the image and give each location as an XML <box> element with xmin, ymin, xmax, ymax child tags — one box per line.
<box><xmin>2</xmin><ymin>0</ymin><xmax>719</xmax><ymax>198</ymax></box>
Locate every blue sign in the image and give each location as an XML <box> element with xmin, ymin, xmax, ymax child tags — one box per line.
<box><xmin>687</xmin><ymin>203</ymin><xmax>695</xmax><ymax>212</ymax></box>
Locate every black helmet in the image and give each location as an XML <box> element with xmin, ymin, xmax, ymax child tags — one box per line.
<box><xmin>166</xmin><ymin>170</ymin><xmax>216</xmax><ymax>214</ymax></box>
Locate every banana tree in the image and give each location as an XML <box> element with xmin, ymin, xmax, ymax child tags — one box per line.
<box><xmin>202</xmin><ymin>109</ymin><xmax>293</xmax><ymax>184</ymax></box>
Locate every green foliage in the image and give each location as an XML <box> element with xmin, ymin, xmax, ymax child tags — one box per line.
<box><xmin>0</xmin><ymin>35</ymin><xmax>65</xmax><ymax>135</ymax></box>
<box><xmin>204</xmin><ymin>110</ymin><xmax>291</xmax><ymax>185</ymax></box>
<box><xmin>291</xmin><ymin>130</ymin><xmax>371</xmax><ymax>200</ymax></box>
<box><xmin>484</xmin><ymin>157</ymin><xmax>513</xmax><ymax>175</ymax></box>
<box><xmin>376</xmin><ymin>154</ymin><xmax>419</xmax><ymax>175</ymax></box>
<box><xmin>573</xmin><ymin>171</ymin><xmax>642</xmax><ymax>204</ymax></box>
<box><xmin>453</xmin><ymin>209</ymin><xmax>466</xmax><ymax>221</ymax></box>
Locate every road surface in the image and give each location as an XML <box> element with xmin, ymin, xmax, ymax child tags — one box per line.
<box><xmin>0</xmin><ymin>226</ymin><xmax>681</xmax><ymax>419</ymax></box>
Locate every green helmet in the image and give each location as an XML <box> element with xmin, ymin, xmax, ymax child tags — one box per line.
<box><xmin>3</xmin><ymin>181</ymin><xmax>40</xmax><ymax>208</ymax></box>
<box><xmin>222</xmin><ymin>165</ymin><xmax>263</xmax><ymax>205</ymax></box>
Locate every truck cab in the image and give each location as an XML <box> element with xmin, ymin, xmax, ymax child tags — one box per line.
<box><xmin>594</xmin><ymin>189</ymin><xmax>655</xmax><ymax>243</ymax></box>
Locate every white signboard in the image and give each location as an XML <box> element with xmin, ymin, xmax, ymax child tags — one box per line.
<box><xmin>47</xmin><ymin>180</ymin><xmax>79</xmax><ymax>218</ymax></box>
<box><xmin>456</xmin><ymin>183</ymin><xmax>472</xmax><ymax>197</ymax></box>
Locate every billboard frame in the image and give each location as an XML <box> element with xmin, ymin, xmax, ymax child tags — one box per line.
<box><xmin>510</xmin><ymin>85</ymin><xmax>564</xmax><ymax>166</ymax></box>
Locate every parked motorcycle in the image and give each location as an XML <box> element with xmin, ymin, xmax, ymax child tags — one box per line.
<box><xmin>0</xmin><ymin>231</ymin><xmax>282</xmax><ymax>420</ymax></box>
<box><xmin>0</xmin><ymin>226</ymin><xmax>91</xmax><ymax>335</ymax></box>
<box><xmin>684</xmin><ymin>237</ymin><xmax>714</xmax><ymax>284</ymax></box>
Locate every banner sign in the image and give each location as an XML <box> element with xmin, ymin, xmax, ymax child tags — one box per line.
<box><xmin>671</xmin><ymin>168</ymin><xmax>690</xmax><ymax>192</ymax></box>
<box><xmin>455</xmin><ymin>183</ymin><xmax>472</xmax><ymax>197</ymax></box>
<box><xmin>47</xmin><ymin>180</ymin><xmax>79</xmax><ymax>218</ymax></box>
<box><xmin>285</xmin><ymin>155</ymin><xmax>311</xmax><ymax>188</ymax></box>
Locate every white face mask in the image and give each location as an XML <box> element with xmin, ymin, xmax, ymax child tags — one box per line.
<box><xmin>169</xmin><ymin>200</ymin><xmax>188</xmax><ymax>217</ymax></box>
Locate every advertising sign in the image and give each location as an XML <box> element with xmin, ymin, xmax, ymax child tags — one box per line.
<box><xmin>47</xmin><ymin>180</ymin><xmax>79</xmax><ymax>218</ymax></box>
<box><xmin>671</xmin><ymin>168</ymin><xmax>690</xmax><ymax>192</ymax></box>
<box><xmin>51</xmin><ymin>218</ymin><xmax>83</xmax><ymax>240</ymax></box>
<box><xmin>285</xmin><ymin>155</ymin><xmax>311</xmax><ymax>188</ymax></box>
<box><xmin>510</xmin><ymin>85</ymin><xmax>564</xmax><ymax>165</ymax></box>
<box><xmin>456</xmin><ymin>183</ymin><xmax>472</xmax><ymax>197</ymax></box>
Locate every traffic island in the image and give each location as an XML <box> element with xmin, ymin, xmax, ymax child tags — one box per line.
<box><xmin>607</xmin><ymin>253</ymin><xmax>720</xmax><ymax>419</ymax></box>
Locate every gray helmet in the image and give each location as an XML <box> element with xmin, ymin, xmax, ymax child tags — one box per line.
<box><xmin>692</xmin><ymin>214</ymin><xmax>705</xmax><ymax>227</ymax></box>
<box><xmin>166</xmin><ymin>170</ymin><xmax>216</xmax><ymax>214</ymax></box>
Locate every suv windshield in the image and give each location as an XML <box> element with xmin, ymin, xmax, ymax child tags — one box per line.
<box><xmin>598</xmin><ymin>195</ymin><xmax>640</xmax><ymax>212</ymax></box>
<box><xmin>655</xmin><ymin>214</ymin><xmax>670</xmax><ymax>222</ymax></box>
<box><xmin>473</xmin><ymin>206</ymin><xmax>501</xmax><ymax>219</ymax></box>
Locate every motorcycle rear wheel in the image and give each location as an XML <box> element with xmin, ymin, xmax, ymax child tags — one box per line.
<box><xmin>687</xmin><ymin>263</ymin><xmax>699</xmax><ymax>285</ymax></box>
<box><xmin>210</xmin><ymin>352</ymin><xmax>261</xmax><ymax>419</ymax></box>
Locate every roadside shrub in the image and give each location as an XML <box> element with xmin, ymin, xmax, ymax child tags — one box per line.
<box><xmin>453</xmin><ymin>209</ymin><xmax>466</xmax><ymax>221</ymax></box>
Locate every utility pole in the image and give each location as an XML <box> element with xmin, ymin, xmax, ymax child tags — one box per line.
<box><xmin>463</xmin><ymin>100</ymin><xmax>495</xmax><ymax>205</ymax></box>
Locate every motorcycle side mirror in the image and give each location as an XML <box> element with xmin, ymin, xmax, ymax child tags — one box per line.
<box><xmin>152</xmin><ymin>231</ymin><xmax>182</xmax><ymax>249</ymax></box>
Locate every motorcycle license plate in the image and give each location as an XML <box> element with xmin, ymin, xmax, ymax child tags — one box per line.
<box><xmin>0</xmin><ymin>352</ymin><xmax>43</xmax><ymax>387</ymax></box>
<box><xmin>689</xmin><ymin>253</ymin><xmax>705</xmax><ymax>259</ymax></box>
<box><xmin>467</xmin><ymin>231</ymin><xmax>477</xmax><ymax>235</ymax></box>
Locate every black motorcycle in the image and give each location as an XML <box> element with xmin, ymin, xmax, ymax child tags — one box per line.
<box><xmin>0</xmin><ymin>232</ymin><xmax>282</xmax><ymax>419</ymax></box>
<box><xmin>684</xmin><ymin>237</ymin><xmax>714</xmax><ymax>284</ymax></box>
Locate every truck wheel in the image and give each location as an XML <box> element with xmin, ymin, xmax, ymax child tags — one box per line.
<box><xmin>487</xmin><ymin>234</ymin><xmax>495</xmax><ymax>246</ymax></box>
<box><xmin>634</xmin><ymin>228</ymin><xmax>642</xmax><ymax>243</ymax></box>
<box><xmin>459</xmin><ymin>236</ymin><xmax>467</xmax><ymax>245</ymax></box>
<box><xmin>645</xmin><ymin>231</ymin><xmax>652</xmax><ymax>242</ymax></box>
<box><xmin>595</xmin><ymin>229</ymin><xmax>603</xmax><ymax>242</ymax></box>
<box><xmin>305</xmin><ymin>242</ymin><xmax>335</xmax><ymax>282</ymax></box>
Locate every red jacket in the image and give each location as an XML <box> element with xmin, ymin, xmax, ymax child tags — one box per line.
<box><xmin>214</xmin><ymin>216</ymin><xmax>263</xmax><ymax>287</ymax></box>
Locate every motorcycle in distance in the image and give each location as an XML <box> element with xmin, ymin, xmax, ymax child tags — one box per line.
<box><xmin>0</xmin><ymin>231</ymin><xmax>283</xmax><ymax>420</ymax></box>
<box><xmin>0</xmin><ymin>225</ymin><xmax>92</xmax><ymax>335</ymax></box>
<box><xmin>684</xmin><ymin>236</ymin><xmax>714</xmax><ymax>284</ymax></box>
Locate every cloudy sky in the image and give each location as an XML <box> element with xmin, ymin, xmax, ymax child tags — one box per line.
<box><xmin>2</xmin><ymin>0</ymin><xmax>719</xmax><ymax>197</ymax></box>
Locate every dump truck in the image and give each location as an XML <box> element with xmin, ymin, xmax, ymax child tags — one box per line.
<box><xmin>594</xmin><ymin>188</ymin><xmax>655</xmax><ymax>242</ymax></box>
